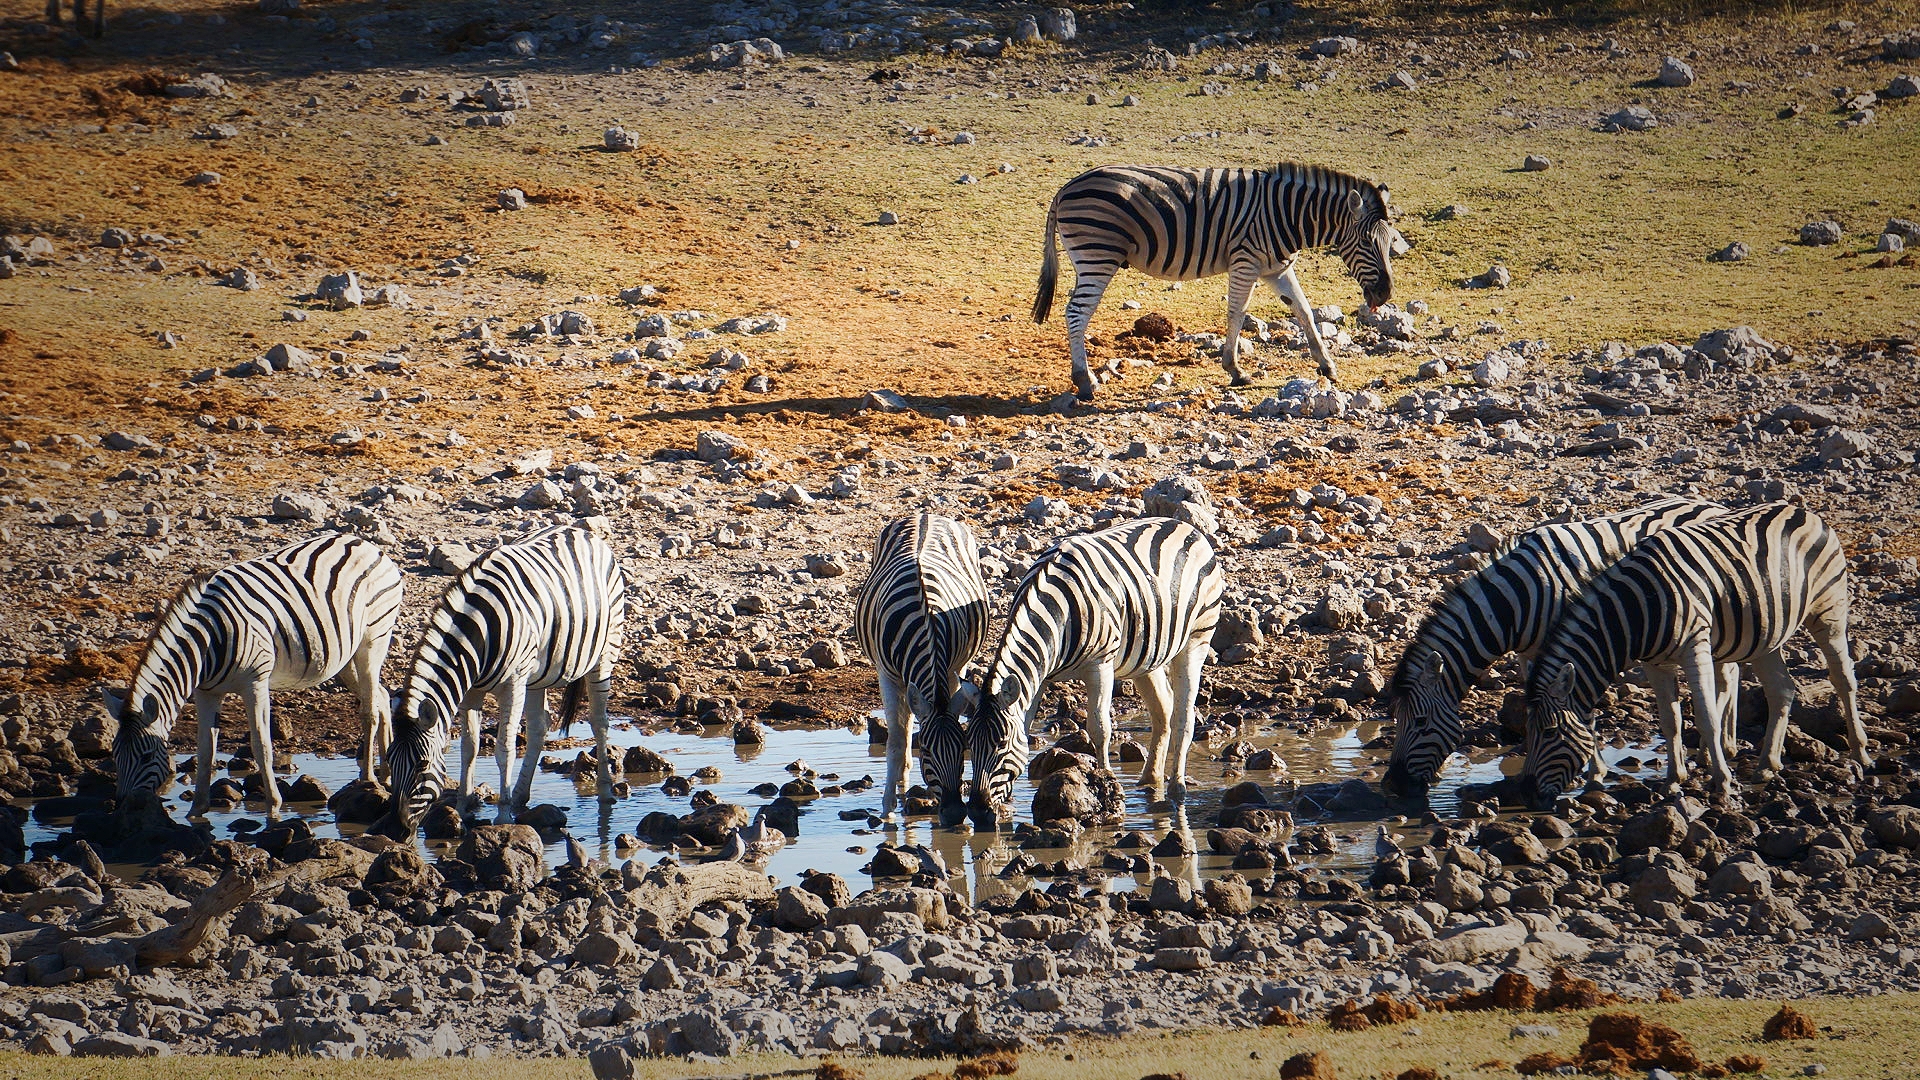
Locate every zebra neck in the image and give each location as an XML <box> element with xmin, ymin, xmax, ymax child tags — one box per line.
<box><xmin>129</xmin><ymin>603</ymin><xmax>220</xmax><ymax>726</ymax></box>
<box><xmin>1274</xmin><ymin>170</ymin><xmax>1352</xmax><ymax>249</ymax></box>
<box><xmin>988</xmin><ymin>609</ymin><xmax>1076</xmax><ymax>728</ymax></box>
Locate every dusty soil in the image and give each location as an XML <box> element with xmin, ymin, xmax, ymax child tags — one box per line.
<box><xmin>0</xmin><ymin>0</ymin><xmax>1916</xmax><ymax>1064</ymax></box>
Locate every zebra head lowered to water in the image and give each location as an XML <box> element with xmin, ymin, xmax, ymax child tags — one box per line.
<box><xmin>1381</xmin><ymin>497</ymin><xmax>1730</xmax><ymax>796</ymax></box>
<box><xmin>1520</xmin><ymin>502</ymin><xmax>1866</xmax><ymax>810</ymax></box>
<box><xmin>384</xmin><ymin>525</ymin><xmax>628</xmax><ymax>833</ymax></box>
<box><xmin>1032</xmin><ymin>161</ymin><xmax>1396</xmax><ymax>401</ymax></box>
<box><xmin>959</xmin><ymin>517</ymin><xmax>1224</xmax><ymax>827</ymax></box>
<box><xmin>107</xmin><ymin>533</ymin><xmax>403</xmax><ymax>818</ymax></box>
<box><xmin>851</xmin><ymin>514</ymin><xmax>990</xmax><ymax>825</ymax></box>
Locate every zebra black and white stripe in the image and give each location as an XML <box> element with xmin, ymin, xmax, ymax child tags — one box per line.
<box><xmin>853</xmin><ymin>514</ymin><xmax>990</xmax><ymax>825</ymax></box>
<box><xmin>1384</xmin><ymin>496</ymin><xmax>1729</xmax><ymax>795</ymax></box>
<box><xmin>963</xmin><ymin>517</ymin><xmax>1224</xmax><ymax>825</ymax></box>
<box><xmin>1032</xmin><ymin>162</ymin><xmax>1396</xmax><ymax>400</ymax></box>
<box><xmin>108</xmin><ymin>533</ymin><xmax>403</xmax><ymax>816</ymax></box>
<box><xmin>1521</xmin><ymin>502</ymin><xmax>1865</xmax><ymax>808</ymax></box>
<box><xmin>385</xmin><ymin>525</ymin><xmax>628</xmax><ymax>831</ymax></box>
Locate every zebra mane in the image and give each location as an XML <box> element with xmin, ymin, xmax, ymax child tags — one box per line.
<box><xmin>1271</xmin><ymin>162</ymin><xmax>1385</xmax><ymax>210</ymax></box>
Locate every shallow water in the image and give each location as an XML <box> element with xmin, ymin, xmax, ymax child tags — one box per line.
<box><xmin>24</xmin><ymin>707</ymin><xmax>1664</xmax><ymax>902</ymax></box>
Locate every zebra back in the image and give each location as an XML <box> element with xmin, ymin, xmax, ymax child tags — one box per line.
<box><xmin>111</xmin><ymin>533</ymin><xmax>403</xmax><ymax>797</ymax></box>
<box><xmin>854</xmin><ymin>515</ymin><xmax>989</xmax><ymax>800</ymax></box>
<box><xmin>970</xmin><ymin>517</ymin><xmax>1223</xmax><ymax>815</ymax></box>
<box><xmin>1522</xmin><ymin>502</ymin><xmax>1846</xmax><ymax>801</ymax></box>
<box><xmin>1383</xmin><ymin>497</ymin><xmax>1726</xmax><ymax>790</ymax></box>
<box><xmin>386</xmin><ymin>525</ymin><xmax>627</xmax><ymax>826</ymax></box>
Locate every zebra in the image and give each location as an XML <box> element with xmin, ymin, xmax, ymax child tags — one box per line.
<box><xmin>106</xmin><ymin>533</ymin><xmax>403</xmax><ymax>817</ymax></box>
<box><xmin>1032</xmin><ymin>162</ymin><xmax>1396</xmax><ymax>401</ymax></box>
<box><xmin>385</xmin><ymin>525</ymin><xmax>628</xmax><ymax>831</ymax></box>
<box><xmin>1383</xmin><ymin>496</ymin><xmax>1730</xmax><ymax>795</ymax></box>
<box><xmin>961</xmin><ymin>517</ymin><xmax>1224</xmax><ymax>825</ymax></box>
<box><xmin>852</xmin><ymin>514</ymin><xmax>990</xmax><ymax>825</ymax></box>
<box><xmin>1521</xmin><ymin>502</ymin><xmax>1866</xmax><ymax>808</ymax></box>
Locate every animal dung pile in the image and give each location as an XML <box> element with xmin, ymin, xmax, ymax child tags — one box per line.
<box><xmin>1279</xmin><ymin>1050</ymin><xmax>1338</xmax><ymax>1080</ymax></box>
<box><xmin>1446</xmin><ymin>967</ymin><xmax>1623</xmax><ymax>1013</ymax></box>
<box><xmin>1763</xmin><ymin>1004</ymin><xmax>1817</xmax><ymax>1040</ymax></box>
<box><xmin>1517</xmin><ymin>1011</ymin><xmax>1704</xmax><ymax>1075</ymax></box>
<box><xmin>1328</xmin><ymin>992</ymin><xmax>1422</xmax><ymax>1030</ymax></box>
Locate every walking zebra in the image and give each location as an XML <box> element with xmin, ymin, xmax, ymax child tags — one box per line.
<box><xmin>1033</xmin><ymin>162</ymin><xmax>1396</xmax><ymax>400</ymax></box>
<box><xmin>853</xmin><ymin>514</ymin><xmax>990</xmax><ymax>824</ymax></box>
<box><xmin>1521</xmin><ymin>502</ymin><xmax>1866</xmax><ymax>808</ymax></box>
<box><xmin>385</xmin><ymin>525</ymin><xmax>628</xmax><ymax>831</ymax></box>
<box><xmin>1384</xmin><ymin>496</ymin><xmax>1729</xmax><ymax>795</ymax></box>
<box><xmin>962</xmin><ymin>517</ymin><xmax>1223</xmax><ymax>825</ymax></box>
<box><xmin>107</xmin><ymin>533</ymin><xmax>403</xmax><ymax>817</ymax></box>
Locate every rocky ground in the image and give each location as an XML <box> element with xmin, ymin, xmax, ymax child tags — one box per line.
<box><xmin>0</xmin><ymin>0</ymin><xmax>1918</xmax><ymax>1066</ymax></box>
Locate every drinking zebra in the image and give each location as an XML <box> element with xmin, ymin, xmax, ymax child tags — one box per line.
<box><xmin>853</xmin><ymin>514</ymin><xmax>990</xmax><ymax>824</ymax></box>
<box><xmin>385</xmin><ymin>525</ymin><xmax>628</xmax><ymax>830</ymax></box>
<box><xmin>1521</xmin><ymin>502</ymin><xmax>1866</xmax><ymax>808</ymax></box>
<box><xmin>1384</xmin><ymin>496</ymin><xmax>1729</xmax><ymax>795</ymax></box>
<box><xmin>1032</xmin><ymin>162</ymin><xmax>1396</xmax><ymax>400</ymax></box>
<box><xmin>962</xmin><ymin>517</ymin><xmax>1223</xmax><ymax>825</ymax></box>
<box><xmin>107</xmin><ymin>533</ymin><xmax>403</xmax><ymax>817</ymax></box>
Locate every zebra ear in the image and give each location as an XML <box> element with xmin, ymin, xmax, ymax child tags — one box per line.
<box><xmin>1417</xmin><ymin>656</ymin><xmax>1446</xmax><ymax>690</ymax></box>
<box><xmin>953</xmin><ymin>680</ymin><xmax>981</xmax><ymax>720</ymax></box>
<box><xmin>1347</xmin><ymin>187</ymin><xmax>1365</xmax><ymax>217</ymax></box>
<box><xmin>102</xmin><ymin>688</ymin><xmax>125</xmax><ymax>721</ymax></box>
<box><xmin>1549</xmin><ymin>664</ymin><xmax>1576</xmax><ymax>697</ymax></box>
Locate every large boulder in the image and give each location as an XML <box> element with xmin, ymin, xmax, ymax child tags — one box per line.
<box><xmin>679</xmin><ymin>803</ymin><xmax>751</xmax><ymax>845</ymax></box>
<box><xmin>1140</xmin><ymin>474</ymin><xmax>1219</xmax><ymax>539</ymax></box>
<box><xmin>1030</xmin><ymin>765</ymin><xmax>1123</xmax><ymax>826</ymax></box>
<box><xmin>455</xmin><ymin>825</ymin><xmax>545</xmax><ymax>892</ymax></box>
<box><xmin>1618</xmin><ymin>804</ymin><xmax>1687</xmax><ymax>855</ymax></box>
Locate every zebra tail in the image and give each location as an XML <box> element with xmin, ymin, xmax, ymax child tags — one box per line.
<box><xmin>1031</xmin><ymin>195</ymin><xmax>1059</xmax><ymax>324</ymax></box>
<box><xmin>558</xmin><ymin>677</ymin><xmax>586</xmax><ymax>738</ymax></box>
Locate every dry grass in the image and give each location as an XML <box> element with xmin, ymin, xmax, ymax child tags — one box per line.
<box><xmin>0</xmin><ymin>993</ymin><xmax>1914</xmax><ymax>1078</ymax></box>
<box><xmin>1</xmin><ymin>0</ymin><xmax>1914</xmax><ymax>477</ymax></box>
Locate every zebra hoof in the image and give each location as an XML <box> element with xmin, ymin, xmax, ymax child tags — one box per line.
<box><xmin>1227</xmin><ymin>374</ymin><xmax>1251</xmax><ymax>388</ymax></box>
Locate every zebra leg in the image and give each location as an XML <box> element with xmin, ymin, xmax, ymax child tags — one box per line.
<box><xmin>1264</xmin><ymin>265</ymin><xmax>1337</xmax><ymax>380</ymax></box>
<box><xmin>877</xmin><ymin>672</ymin><xmax>910</xmax><ymax>820</ymax></box>
<box><xmin>511</xmin><ymin>687</ymin><xmax>550</xmax><ymax>812</ymax></box>
<box><xmin>492</xmin><ymin>681</ymin><xmax>528</xmax><ymax>822</ymax></box>
<box><xmin>345</xmin><ymin>632</ymin><xmax>392</xmax><ymax>784</ymax></box>
<box><xmin>457</xmin><ymin>703</ymin><xmax>482</xmax><ymax>814</ymax></box>
<box><xmin>1134</xmin><ymin>669</ymin><xmax>1175</xmax><ymax>792</ymax></box>
<box><xmin>45</xmin><ymin>0</ymin><xmax>59</xmax><ymax>25</ymax></box>
<box><xmin>1750</xmin><ymin>648</ymin><xmax>1799</xmax><ymax>778</ymax></box>
<box><xmin>1679</xmin><ymin>639</ymin><xmax>1735</xmax><ymax>794</ymax></box>
<box><xmin>588</xmin><ymin>673</ymin><xmax>616</xmax><ymax>799</ymax></box>
<box><xmin>1163</xmin><ymin>640</ymin><xmax>1211</xmax><ymax>804</ymax></box>
<box><xmin>188</xmin><ymin>690</ymin><xmax>221</xmax><ymax>817</ymax></box>
<box><xmin>1219</xmin><ymin>265</ymin><xmax>1259</xmax><ymax>387</ymax></box>
<box><xmin>1083</xmin><ymin>661</ymin><xmax>1116</xmax><ymax>771</ymax></box>
<box><xmin>1062</xmin><ymin>259</ymin><xmax>1115</xmax><ymax>401</ymax></box>
<box><xmin>1717</xmin><ymin>662</ymin><xmax>1741</xmax><ymax>758</ymax></box>
<box><xmin>245</xmin><ymin>678</ymin><xmax>283</xmax><ymax>815</ymax></box>
<box><xmin>1646</xmin><ymin>663</ymin><xmax>1687</xmax><ymax>783</ymax></box>
<box><xmin>1810</xmin><ymin>610</ymin><xmax>1870</xmax><ymax>770</ymax></box>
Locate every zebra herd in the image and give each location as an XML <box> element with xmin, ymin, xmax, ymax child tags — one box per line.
<box><xmin>97</xmin><ymin>156</ymin><xmax>1861</xmax><ymax>838</ymax></box>
<box><xmin>1387</xmin><ymin>498</ymin><xmax>1865</xmax><ymax>809</ymax></box>
<box><xmin>857</xmin><ymin>514</ymin><xmax>1223</xmax><ymax>827</ymax></box>
<box><xmin>103</xmin><ymin>489</ymin><xmax>1860</xmax><ymax>838</ymax></box>
<box><xmin>110</xmin><ymin>526</ymin><xmax>630</xmax><ymax>831</ymax></box>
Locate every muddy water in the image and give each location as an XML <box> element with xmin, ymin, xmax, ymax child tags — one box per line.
<box><xmin>25</xmin><ymin>709</ymin><xmax>1664</xmax><ymax>902</ymax></box>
